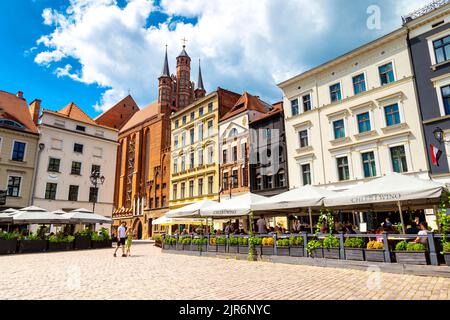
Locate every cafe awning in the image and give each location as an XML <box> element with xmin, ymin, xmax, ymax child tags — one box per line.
<box><xmin>62</xmin><ymin>208</ymin><xmax>112</xmax><ymax>224</ymax></box>
<box><xmin>324</xmin><ymin>173</ymin><xmax>447</xmax><ymax>209</ymax></box>
<box><xmin>166</xmin><ymin>200</ymin><xmax>218</xmax><ymax>218</ymax></box>
<box><xmin>251</xmin><ymin>185</ymin><xmax>337</xmax><ymax>212</ymax></box>
<box><xmin>152</xmin><ymin>216</ymin><xmax>207</xmax><ymax>226</ymax></box>
<box><xmin>200</xmin><ymin>193</ymin><xmax>268</xmax><ymax>218</ymax></box>
<box><xmin>12</xmin><ymin>206</ymin><xmax>70</xmax><ymax>224</ymax></box>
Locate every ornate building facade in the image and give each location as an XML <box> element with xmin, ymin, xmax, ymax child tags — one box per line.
<box><xmin>111</xmin><ymin>46</ymin><xmax>206</xmax><ymax>239</ymax></box>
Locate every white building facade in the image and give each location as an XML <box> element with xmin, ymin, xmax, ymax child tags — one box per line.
<box><xmin>33</xmin><ymin>105</ymin><xmax>118</xmax><ymax>225</ymax></box>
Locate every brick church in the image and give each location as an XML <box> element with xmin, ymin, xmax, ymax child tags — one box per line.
<box><xmin>98</xmin><ymin>45</ymin><xmax>206</xmax><ymax>239</ymax></box>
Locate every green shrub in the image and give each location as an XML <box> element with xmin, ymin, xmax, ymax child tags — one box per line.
<box><xmin>182</xmin><ymin>237</ymin><xmax>191</xmax><ymax>245</ymax></box>
<box><xmin>0</xmin><ymin>232</ymin><xmax>19</xmax><ymax>240</ymax></box>
<box><xmin>344</xmin><ymin>237</ymin><xmax>365</xmax><ymax>248</ymax></box>
<box><xmin>323</xmin><ymin>237</ymin><xmax>340</xmax><ymax>248</ymax></box>
<box><xmin>164</xmin><ymin>236</ymin><xmax>176</xmax><ymax>245</ymax></box>
<box><xmin>249</xmin><ymin>237</ymin><xmax>262</xmax><ymax>246</ymax></box>
<box><xmin>443</xmin><ymin>242</ymin><xmax>450</xmax><ymax>253</ymax></box>
<box><xmin>307</xmin><ymin>239</ymin><xmax>322</xmax><ymax>254</ymax></box>
<box><xmin>395</xmin><ymin>241</ymin><xmax>408</xmax><ymax>251</ymax></box>
<box><xmin>406</xmin><ymin>242</ymin><xmax>427</xmax><ymax>251</ymax></box>
<box><xmin>67</xmin><ymin>236</ymin><xmax>75</xmax><ymax>243</ymax></box>
<box><xmin>91</xmin><ymin>233</ymin><xmax>103</xmax><ymax>241</ymax></box>
<box><xmin>216</xmin><ymin>237</ymin><xmax>226</xmax><ymax>245</ymax></box>
<box><xmin>229</xmin><ymin>236</ymin><xmax>238</xmax><ymax>246</ymax></box>
<box><xmin>238</xmin><ymin>237</ymin><xmax>248</xmax><ymax>246</ymax></box>
<box><xmin>25</xmin><ymin>233</ymin><xmax>40</xmax><ymax>241</ymax></box>
<box><xmin>277</xmin><ymin>239</ymin><xmax>289</xmax><ymax>247</ymax></box>
<box><xmin>289</xmin><ymin>236</ymin><xmax>304</xmax><ymax>247</ymax></box>
<box><xmin>75</xmin><ymin>228</ymin><xmax>93</xmax><ymax>238</ymax></box>
<box><xmin>99</xmin><ymin>228</ymin><xmax>111</xmax><ymax>241</ymax></box>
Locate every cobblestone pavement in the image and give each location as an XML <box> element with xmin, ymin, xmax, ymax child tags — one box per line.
<box><xmin>1</xmin><ymin>244</ymin><xmax>450</xmax><ymax>300</ymax></box>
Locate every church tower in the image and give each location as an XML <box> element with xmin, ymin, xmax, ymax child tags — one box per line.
<box><xmin>175</xmin><ymin>44</ymin><xmax>192</xmax><ymax>111</ymax></box>
<box><xmin>158</xmin><ymin>46</ymin><xmax>173</xmax><ymax>115</ymax></box>
<box><xmin>195</xmin><ymin>59</ymin><xmax>206</xmax><ymax>99</ymax></box>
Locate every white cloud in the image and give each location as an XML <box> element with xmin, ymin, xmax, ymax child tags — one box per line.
<box><xmin>34</xmin><ymin>0</ymin><xmax>433</xmax><ymax>113</ymax></box>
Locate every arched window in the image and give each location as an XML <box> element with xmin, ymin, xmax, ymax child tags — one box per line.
<box><xmin>0</xmin><ymin>119</ymin><xmax>24</xmax><ymax>128</ymax></box>
<box><xmin>228</xmin><ymin>128</ymin><xmax>238</xmax><ymax>138</ymax></box>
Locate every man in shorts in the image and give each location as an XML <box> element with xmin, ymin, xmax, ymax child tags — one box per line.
<box><xmin>114</xmin><ymin>222</ymin><xmax>127</xmax><ymax>257</ymax></box>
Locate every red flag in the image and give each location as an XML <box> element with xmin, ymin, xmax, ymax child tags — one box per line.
<box><xmin>430</xmin><ymin>144</ymin><xmax>443</xmax><ymax>166</ymax></box>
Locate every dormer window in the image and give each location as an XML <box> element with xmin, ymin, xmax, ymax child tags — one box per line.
<box><xmin>76</xmin><ymin>125</ymin><xmax>86</xmax><ymax>132</ymax></box>
<box><xmin>0</xmin><ymin>119</ymin><xmax>24</xmax><ymax>129</ymax></box>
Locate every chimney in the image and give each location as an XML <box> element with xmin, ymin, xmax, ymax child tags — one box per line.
<box><xmin>16</xmin><ymin>91</ymin><xmax>24</xmax><ymax>99</ymax></box>
<box><xmin>29</xmin><ymin>99</ymin><xmax>41</xmax><ymax>125</ymax></box>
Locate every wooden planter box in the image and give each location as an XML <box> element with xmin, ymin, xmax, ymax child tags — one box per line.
<box><xmin>176</xmin><ymin>244</ymin><xmax>184</xmax><ymax>251</ymax></box>
<box><xmin>217</xmin><ymin>245</ymin><xmax>227</xmax><ymax>253</ymax></box>
<box><xmin>208</xmin><ymin>245</ymin><xmax>217</xmax><ymax>253</ymax></box>
<box><xmin>48</xmin><ymin>242</ymin><xmax>73</xmax><ymax>252</ymax></box>
<box><xmin>0</xmin><ymin>239</ymin><xmax>17</xmax><ymax>254</ymax></box>
<box><xmin>394</xmin><ymin>251</ymin><xmax>429</xmax><ymax>265</ymax></box>
<box><xmin>323</xmin><ymin>248</ymin><xmax>340</xmax><ymax>259</ymax></box>
<box><xmin>74</xmin><ymin>237</ymin><xmax>91</xmax><ymax>250</ymax></box>
<box><xmin>310</xmin><ymin>247</ymin><xmax>324</xmax><ymax>258</ymax></box>
<box><xmin>444</xmin><ymin>253</ymin><xmax>450</xmax><ymax>267</ymax></box>
<box><xmin>289</xmin><ymin>246</ymin><xmax>304</xmax><ymax>257</ymax></box>
<box><xmin>345</xmin><ymin>248</ymin><xmax>365</xmax><ymax>261</ymax></box>
<box><xmin>365</xmin><ymin>249</ymin><xmax>385</xmax><ymax>262</ymax></box>
<box><xmin>262</xmin><ymin>246</ymin><xmax>275</xmax><ymax>256</ymax></box>
<box><xmin>195</xmin><ymin>244</ymin><xmax>207</xmax><ymax>252</ymax></box>
<box><xmin>183</xmin><ymin>244</ymin><xmax>192</xmax><ymax>251</ymax></box>
<box><xmin>91</xmin><ymin>240</ymin><xmax>112</xmax><ymax>249</ymax></box>
<box><xmin>228</xmin><ymin>245</ymin><xmax>239</xmax><ymax>254</ymax></box>
<box><xmin>239</xmin><ymin>245</ymin><xmax>249</xmax><ymax>254</ymax></box>
<box><xmin>19</xmin><ymin>240</ymin><xmax>47</xmax><ymax>253</ymax></box>
<box><xmin>277</xmin><ymin>247</ymin><xmax>290</xmax><ymax>256</ymax></box>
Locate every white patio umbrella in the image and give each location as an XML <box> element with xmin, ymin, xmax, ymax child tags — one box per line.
<box><xmin>200</xmin><ymin>193</ymin><xmax>268</xmax><ymax>218</ymax></box>
<box><xmin>166</xmin><ymin>200</ymin><xmax>218</xmax><ymax>218</ymax></box>
<box><xmin>0</xmin><ymin>212</ymin><xmax>13</xmax><ymax>223</ymax></box>
<box><xmin>12</xmin><ymin>206</ymin><xmax>70</xmax><ymax>224</ymax></box>
<box><xmin>152</xmin><ymin>215</ymin><xmax>207</xmax><ymax>226</ymax></box>
<box><xmin>62</xmin><ymin>208</ymin><xmax>112</xmax><ymax>224</ymax></box>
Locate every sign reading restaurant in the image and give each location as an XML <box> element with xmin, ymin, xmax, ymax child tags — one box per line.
<box><xmin>350</xmin><ymin>193</ymin><xmax>402</xmax><ymax>204</ymax></box>
<box><xmin>213</xmin><ymin>210</ymin><xmax>239</xmax><ymax>216</ymax></box>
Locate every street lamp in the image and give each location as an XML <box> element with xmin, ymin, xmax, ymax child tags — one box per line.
<box><xmin>90</xmin><ymin>170</ymin><xmax>105</xmax><ymax>212</ymax></box>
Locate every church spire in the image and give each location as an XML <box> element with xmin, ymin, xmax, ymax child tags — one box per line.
<box><xmin>197</xmin><ymin>59</ymin><xmax>205</xmax><ymax>91</ymax></box>
<box><xmin>161</xmin><ymin>45</ymin><xmax>170</xmax><ymax>77</ymax></box>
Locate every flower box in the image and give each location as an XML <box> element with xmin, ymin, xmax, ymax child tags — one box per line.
<box><xmin>176</xmin><ymin>244</ymin><xmax>184</xmax><ymax>251</ymax></box>
<box><xmin>74</xmin><ymin>236</ymin><xmax>91</xmax><ymax>250</ymax></box>
<box><xmin>19</xmin><ymin>240</ymin><xmax>47</xmax><ymax>253</ymax></box>
<box><xmin>276</xmin><ymin>247</ymin><xmax>290</xmax><ymax>256</ymax></box>
<box><xmin>444</xmin><ymin>253</ymin><xmax>450</xmax><ymax>267</ymax></box>
<box><xmin>217</xmin><ymin>245</ymin><xmax>227</xmax><ymax>253</ymax></box>
<box><xmin>228</xmin><ymin>245</ymin><xmax>239</xmax><ymax>254</ymax></box>
<box><xmin>289</xmin><ymin>246</ymin><xmax>304</xmax><ymax>257</ymax></box>
<box><xmin>310</xmin><ymin>247</ymin><xmax>324</xmax><ymax>258</ymax></box>
<box><xmin>262</xmin><ymin>246</ymin><xmax>275</xmax><ymax>256</ymax></box>
<box><xmin>365</xmin><ymin>249</ymin><xmax>385</xmax><ymax>262</ymax></box>
<box><xmin>183</xmin><ymin>244</ymin><xmax>193</xmax><ymax>251</ymax></box>
<box><xmin>323</xmin><ymin>248</ymin><xmax>340</xmax><ymax>259</ymax></box>
<box><xmin>48</xmin><ymin>242</ymin><xmax>73</xmax><ymax>252</ymax></box>
<box><xmin>238</xmin><ymin>245</ymin><xmax>249</xmax><ymax>254</ymax></box>
<box><xmin>345</xmin><ymin>248</ymin><xmax>365</xmax><ymax>261</ymax></box>
<box><xmin>0</xmin><ymin>239</ymin><xmax>17</xmax><ymax>254</ymax></box>
<box><xmin>394</xmin><ymin>251</ymin><xmax>429</xmax><ymax>265</ymax></box>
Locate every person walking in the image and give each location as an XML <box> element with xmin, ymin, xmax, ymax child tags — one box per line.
<box><xmin>125</xmin><ymin>228</ymin><xmax>133</xmax><ymax>257</ymax></box>
<box><xmin>114</xmin><ymin>222</ymin><xmax>127</xmax><ymax>257</ymax></box>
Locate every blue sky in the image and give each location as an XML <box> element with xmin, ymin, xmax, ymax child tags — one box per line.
<box><xmin>0</xmin><ymin>0</ymin><xmax>431</xmax><ymax>118</ymax></box>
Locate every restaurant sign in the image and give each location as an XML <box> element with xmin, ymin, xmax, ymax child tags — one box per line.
<box><xmin>212</xmin><ymin>210</ymin><xmax>239</xmax><ymax>216</ymax></box>
<box><xmin>350</xmin><ymin>193</ymin><xmax>401</xmax><ymax>204</ymax></box>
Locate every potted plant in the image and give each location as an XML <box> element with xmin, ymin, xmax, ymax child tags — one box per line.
<box><xmin>208</xmin><ymin>236</ymin><xmax>217</xmax><ymax>252</ymax></box>
<box><xmin>0</xmin><ymin>231</ymin><xmax>19</xmax><ymax>254</ymax></box>
<box><xmin>19</xmin><ymin>233</ymin><xmax>47</xmax><ymax>253</ymax></box>
<box><xmin>216</xmin><ymin>236</ymin><xmax>227</xmax><ymax>253</ymax></box>
<box><xmin>176</xmin><ymin>237</ymin><xmax>185</xmax><ymax>251</ymax></box>
<box><xmin>307</xmin><ymin>239</ymin><xmax>323</xmax><ymax>258</ymax></box>
<box><xmin>192</xmin><ymin>237</ymin><xmax>207</xmax><ymax>252</ymax></box>
<box><xmin>394</xmin><ymin>241</ymin><xmax>429</xmax><ymax>265</ymax></box>
<box><xmin>344</xmin><ymin>237</ymin><xmax>365</xmax><ymax>261</ymax></box>
<box><xmin>153</xmin><ymin>235</ymin><xmax>163</xmax><ymax>248</ymax></box>
<box><xmin>238</xmin><ymin>237</ymin><xmax>249</xmax><ymax>254</ymax></box>
<box><xmin>323</xmin><ymin>236</ymin><xmax>340</xmax><ymax>259</ymax></box>
<box><xmin>365</xmin><ymin>240</ymin><xmax>385</xmax><ymax>262</ymax></box>
<box><xmin>228</xmin><ymin>236</ymin><xmax>239</xmax><ymax>254</ymax></box>
<box><xmin>276</xmin><ymin>238</ymin><xmax>290</xmax><ymax>256</ymax></box>
<box><xmin>48</xmin><ymin>234</ymin><xmax>75</xmax><ymax>251</ymax></box>
<box><xmin>251</xmin><ymin>237</ymin><xmax>262</xmax><ymax>256</ymax></box>
<box><xmin>181</xmin><ymin>237</ymin><xmax>192</xmax><ymax>251</ymax></box>
<box><xmin>444</xmin><ymin>242</ymin><xmax>450</xmax><ymax>267</ymax></box>
<box><xmin>74</xmin><ymin>228</ymin><xmax>92</xmax><ymax>250</ymax></box>
<box><xmin>163</xmin><ymin>236</ymin><xmax>177</xmax><ymax>250</ymax></box>
<box><xmin>261</xmin><ymin>237</ymin><xmax>275</xmax><ymax>256</ymax></box>
<box><xmin>288</xmin><ymin>236</ymin><xmax>304</xmax><ymax>257</ymax></box>
<box><xmin>91</xmin><ymin>228</ymin><xmax>112</xmax><ymax>249</ymax></box>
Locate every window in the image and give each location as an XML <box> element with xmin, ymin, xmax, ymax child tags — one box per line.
<box><xmin>198</xmin><ymin>178</ymin><xmax>203</xmax><ymax>196</ymax></box>
<box><xmin>68</xmin><ymin>185</ymin><xmax>79</xmax><ymax>201</ymax></box>
<box><xmin>12</xmin><ymin>141</ymin><xmax>26</xmax><ymax>161</ymax></box>
<box><xmin>45</xmin><ymin>183</ymin><xmax>57</xmax><ymax>200</ymax></box>
<box><xmin>190</xmin><ymin>112</ymin><xmax>195</xmax><ymax>121</ymax></box>
<box><xmin>337</xmin><ymin>157</ymin><xmax>350</xmax><ymax>181</ymax></box>
<box><xmin>256</xmin><ymin>175</ymin><xmax>262</xmax><ymax>190</ymax></box>
<box><xmin>208</xmin><ymin>146</ymin><xmax>214</xmax><ymax>164</ymax></box>
<box><xmin>301</xmin><ymin>164</ymin><xmax>311</xmax><ymax>186</ymax></box>
<box><xmin>190</xmin><ymin>128</ymin><xmax>195</xmax><ymax>145</ymax></box>
<box><xmin>333</xmin><ymin>119</ymin><xmax>345</xmax><ymax>139</ymax></box>
<box><xmin>279</xmin><ymin>146</ymin><xmax>284</xmax><ymax>163</ymax></box>
<box><xmin>291</xmin><ymin>98</ymin><xmax>299</xmax><ymax>116</ymax></box>
<box><xmin>48</xmin><ymin>158</ymin><xmax>61</xmax><ymax>172</ymax></box>
<box><xmin>175</xmin><ymin>120</ymin><xmax>179</xmax><ymax>129</ymax></box>
<box><xmin>299</xmin><ymin>130</ymin><xmax>309</xmax><ymax>148</ymax></box>
<box><xmin>162</xmin><ymin>196</ymin><xmax>167</xmax><ymax>208</ymax></box>
<box><xmin>91</xmin><ymin>165</ymin><xmax>101</xmax><ymax>175</ymax></box>
<box><xmin>357</xmin><ymin>112</ymin><xmax>371</xmax><ymax>133</ymax></box>
<box><xmin>199</xmin><ymin>107</ymin><xmax>204</xmax><ymax>117</ymax></box>
<box><xmin>71</xmin><ymin>161</ymin><xmax>82</xmax><ymax>175</ymax></box>
<box><xmin>208</xmin><ymin>102</ymin><xmax>213</xmax><ymax>113</ymax></box>
<box><xmin>174</xmin><ymin>135</ymin><xmax>179</xmax><ymax>148</ymax></box>
<box><xmin>264</xmin><ymin>128</ymin><xmax>272</xmax><ymax>141</ymax></box>
<box><xmin>181</xmin><ymin>182</ymin><xmax>186</xmax><ymax>199</ymax></box>
<box><xmin>207</xmin><ymin>120</ymin><xmax>214</xmax><ymax>136</ymax></box>
<box><xmin>433</xmin><ymin>35</ymin><xmax>450</xmax><ymax>64</ymax></box>
<box><xmin>198</xmin><ymin>123</ymin><xmax>203</xmax><ymax>141</ymax></box>
<box><xmin>266</xmin><ymin>175</ymin><xmax>273</xmax><ymax>189</ymax></box>
<box><xmin>242</xmin><ymin>166</ymin><xmax>248</xmax><ymax>187</ymax></box>
<box><xmin>51</xmin><ymin>138</ymin><xmax>63</xmax><ymax>150</ymax></box>
<box><xmin>73</xmin><ymin>143</ymin><xmax>84</xmax><ymax>153</ymax></box>
<box><xmin>232</xmin><ymin>169</ymin><xmax>238</xmax><ymax>188</ymax></box>
<box><xmin>302</xmin><ymin>94</ymin><xmax>311</xmax><ymax>112</ymax></box>
<box><xmin>441</xmin><ymin>85</ymin><xmax>450</xmax><ymax>115</ymax></box>
<box><xmin>198</xmin><ymin>149</ymin><xmax>204</xmax><ymax>166</ymax></box>
<box><xmin>241</xmin><ymin>143</ymin><xmax>247</xmax><ymax>160</ymax></box>
<box><xmin>7</xmin><ymin>176</ymin><xmax>21</xmax><ymax>197</ymax></box>
<box><xmin>181</xmin><ymin>155</ymin><xmax>186</xmax><ymax>172</ymax></box>
<box><xmin>208</xmin><ymin>176</ymin><xmax>214</xmax><ymax>194</ymax></box>
<box><xmin>223</xmin><ymin>172</ymin><xmax>229</xmax><ymax>190</ymax></box>
<box><xmin>0</xmin><ymin>119</ymin><xmax>24</xmax><ymax>128</ymax></box>
<box><xmin>190</xmin><ymin>152</ymin><xmax>195</xmax><ymax>169</ymax></box>
<box><xmin>173</xmin><ymin>158</ymin><xmax>178</xmax><ymax>174</ymax></box>
<box><xmin>384</xmin><ymin>103</ymin><xmax>401</xmax><ymax>126</ymax></box>
<box><xmin>232</xmin><ymin>146</ymin><xmax>238</xmax><ymax>162</ymax></box>
<box><xmin>76</xmin><ymin>125</ymin><xmax>86</xmax><ymax>132</ymax></box>
<box><xmin>362</xmin><ymin>152</ymin><xmax>377</xmax><ymax>178</ymax></box>
<box><xmin>182</xmin><ymin>116</ymin><xmax>187</xmax><ymax>125</ymax></box>
<box><xmin>223</xmin><ymin>149</ymin><xmax>228</xmax><ymax>164</ymax></box>
<box><xmin>173</xmin><ymin>184</ymin><xmax>178</xmax><ymax>200</ymax></box>
<box><xmin>89</xmin><ymin>187</ymin><xmax>98</xmax><ymax>203</ymax></box>
<box><xmin>353</xmin><ymin>73</ymin><xmax>366</xmax><ymax>95</ymax></box>
<box><xmin>189</xmin><ymin>180</ymin><xmax>194</xmax><ymax>198</ymax></box>
<box><xmin>391</xmin><ymin>146</ymin><xmax>408</xmax><ymax>173</ymax></box>
<box><xmin>379</xmin><ymin>63</ymin><xmax>395</xmax><ymax>85</ymax></box>
<box><xmin>330</xmin><ymin>83</ymin><xmax>342</xmax><ymax>102</ymax></box>
<box><xmin>181</xmin><ymin>132</ymin><xmax>186</xmax><ymax>147</ymax></box>
<box><xmin>277</xmin><ymin>170</ymin><xmax>286</xmax><ymax>188</ymax></box>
